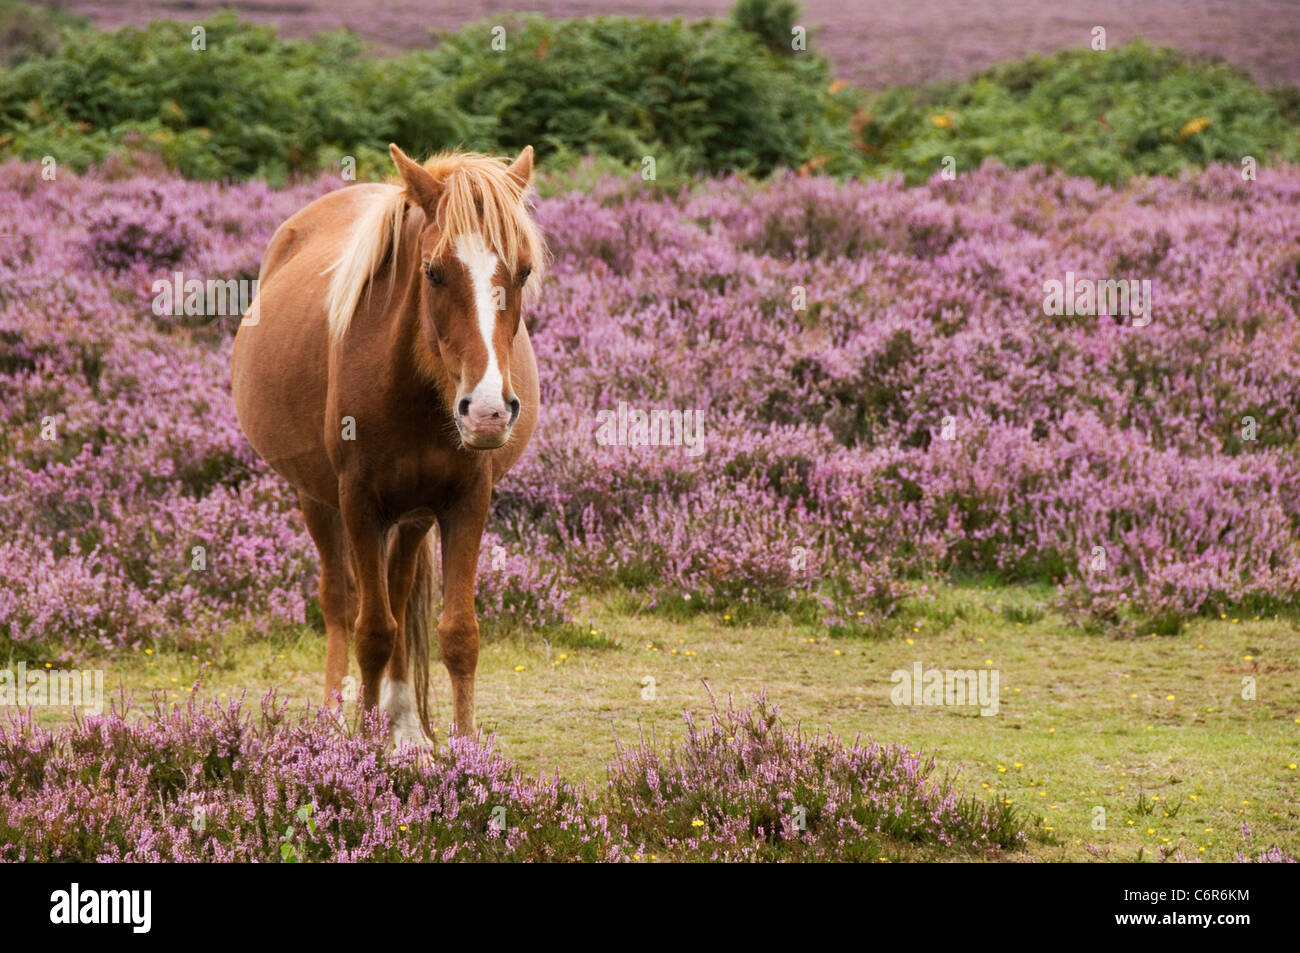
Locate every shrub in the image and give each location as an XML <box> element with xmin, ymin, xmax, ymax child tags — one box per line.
<box><xmin>731</xmin><ymin>0</ymin><xmax>803</xmax><ymax>57</ymax></box>
<box><xmin>3</xmin><ymin>10</ymin><xmax>1291</xmax><ymax>186</ymax></box>
<box><xmin>0</xmin><ymin>11</ymin><xmax>853</xmax><ymax>181</ymax></box>
<box><xmin>0</xmin><ymin>0</ymin><xmax>85</xmax><ymax>66</ymax></box>
<box><xmin>859</xmin><ymin>41</ymin><xmax>1300</xmax><ymax>184</ymax></box>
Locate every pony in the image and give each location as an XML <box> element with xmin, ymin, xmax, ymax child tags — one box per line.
<box><xmin>231</xmin><ymin>144</ymin><xmax>546</xmax><ymax>746</ymax></box>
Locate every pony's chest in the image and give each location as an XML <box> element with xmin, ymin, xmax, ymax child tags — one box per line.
<box><xmin>369</xmin><ymin>444</ymin><xmax>485</xmax><ymax>518</ymax></box>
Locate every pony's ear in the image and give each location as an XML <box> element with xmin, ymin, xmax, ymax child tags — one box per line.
<box><xmin>506</xmin><ymin>145</ymin><xmax>534</xmax><ymax>189</ymax></box>
<box><xmin>389</xmin><ymin>143</ymin><xmax>441</xmax><ymax>211</ymax></box>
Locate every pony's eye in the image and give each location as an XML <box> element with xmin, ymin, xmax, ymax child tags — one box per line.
<box><xmin>516</xmin><ymin>266</ymin><xmax>532</xmax><ymax>287</ymax></box>
<box><xmin>425</xmin><ymin>265</ymin><xmax>445</xmax><ymax>286</ymax></box>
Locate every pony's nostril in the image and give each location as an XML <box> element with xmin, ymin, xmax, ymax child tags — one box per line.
<box><xmin>508</xmin><ymin>398</ymin><xmax>521</xmax><ymax>424</ymax></box>
<box><xmin>457</xmin><ymin>398</ymin><xmax>471</xmax><ymax>418</ymax></box>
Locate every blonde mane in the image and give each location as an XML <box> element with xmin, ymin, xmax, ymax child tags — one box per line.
<box><xmin>324</xmin><ymin>151</ymin><xmax>547</xmax><ymax>344</ymax></box>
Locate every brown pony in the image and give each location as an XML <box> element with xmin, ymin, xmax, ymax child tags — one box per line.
<box><xmin>231</xmin><ymin>145</ymin><xmax>546</xmax><ymax>746</ymax></box>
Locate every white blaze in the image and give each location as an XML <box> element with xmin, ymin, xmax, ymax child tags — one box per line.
<box><xmin>454</xmin><ymin>233</ymin><xmax>503</xmax><ymax>406</ymax></box>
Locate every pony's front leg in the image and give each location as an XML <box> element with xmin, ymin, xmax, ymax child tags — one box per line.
<box><xmin>339</xmin><ymin>487</ymin><xmax>396</xmax><ymax>713</ymax></box>
<box><xmin>437</xmin><ymin>482</ymin><xmax>491</xmax><ymax>735</ymax></box>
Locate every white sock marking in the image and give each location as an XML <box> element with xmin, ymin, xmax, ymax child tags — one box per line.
<box><xmin>380</xmin><ymin>674</ymin><xmax>427</xmax><ymax>749</ymax></box>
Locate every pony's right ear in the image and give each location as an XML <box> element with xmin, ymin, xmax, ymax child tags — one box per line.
<box><xmin>389</xmin><ymin>144</ymin><xmax>441</xmax><ymax>211</ymax></box>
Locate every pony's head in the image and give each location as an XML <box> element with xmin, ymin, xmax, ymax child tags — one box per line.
<box><xmin>394</xmin><ymin>144</ymin><xmax>546</xmax><ymax>449</ymax></box>
<box><xmin>327</xmin><ymin>144</ymin><xmax>546</xmax><ymax>451</ymax></box>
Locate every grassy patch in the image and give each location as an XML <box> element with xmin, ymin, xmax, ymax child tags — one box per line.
<box><xmin>24</xmin><ymin>581</ymin><xmax>1297</xmax><ymax>861</ymax></box>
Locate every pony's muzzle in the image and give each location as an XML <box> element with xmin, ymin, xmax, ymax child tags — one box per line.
<box><xmin>456</xmin><ymin>393</ymin><xmax>517</xmax><ymax>448</ymax></box>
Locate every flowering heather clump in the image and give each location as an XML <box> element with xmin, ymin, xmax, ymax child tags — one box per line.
<box><xmin>0</xmin><ymin>690</ymin><xmax>1025</xmax><ymax>861</ymax></box>
<box><xmin>1236</xmin><ymin>846</ymin><xmax>1297</xmax><ymax>863</ymax></box>
<box><xmin>607</xmin><ymin>693</ymin><xmax>1026</xmax><ymax>860</ymax></box>
<box><xmin>473</xmin><ymin>531</ymin><xmax>576</xmax><ymax>636</ymax></box>
<box><xmin>84</xmin><ymin>194</ymin><xmax>198</xmax><ymax>271</ymax></box>
<box><xmin>0</xmin><ymin>693</ymin><xmax>627</xmax><ymax>862</ymax></box>
<box><xmin>2</xmin><ymin>159</ymin><xmax>1300</xmax><ymax>655</ymax></box>
<box><xmin>513</xmin><ymin>161</ymin><xmax>1300</xmax><ymax>625</ymax></box>
<box><xmin>1232</xmin><ymin>821</ymin><xmax>1297</xmax><ymax>863</ymax></box>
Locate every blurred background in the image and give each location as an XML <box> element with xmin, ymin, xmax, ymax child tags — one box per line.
<box><xmin>2</xmin><ymin>0</ymin><xmax>1297</xmax><ymax>185</ymax></box>
<box><xmin>39</xmin><ymin>0</ymin><xmax>1300</xmax><ymax>88</ymax></box>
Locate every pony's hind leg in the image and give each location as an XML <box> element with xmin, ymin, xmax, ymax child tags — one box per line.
<box><xmin>300</xmin><ymin>495</ymin><xmax>352</xmax><ymax>707</ymax></box>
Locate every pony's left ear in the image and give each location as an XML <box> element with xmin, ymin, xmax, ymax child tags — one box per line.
<box><xmin>389</xmin><ymin>143</ymin><xmax>442</xmax><ymax>211</ymax></box>
<box><xmin>506</xmin><ymin>145</ymin><xmax>534</xmax><ymax>189</ymax></box>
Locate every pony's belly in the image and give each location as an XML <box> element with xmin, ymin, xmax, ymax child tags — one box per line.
<box><xmin>232</xmin><ymin>300</ymin><xmax>337</xmax><ymax>506</ymax></box>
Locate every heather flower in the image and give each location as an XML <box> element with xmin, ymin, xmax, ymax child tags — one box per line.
<box><xmin>4</xmin><ymin>158</ymin><xmax>1300</xmax><ymax>653</ymax></box>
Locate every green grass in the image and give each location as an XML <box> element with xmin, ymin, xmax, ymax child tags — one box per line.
<box><xmin>29</xmin><ymin>581</ymin><xmax>1299</xmax><ymax>862</ymax></box>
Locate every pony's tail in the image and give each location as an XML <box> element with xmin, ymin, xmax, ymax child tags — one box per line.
<box><xmin>406</xmin><ymin>531</ymin><xmax>438</xmax><ymax>740</ymax></box>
